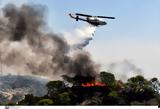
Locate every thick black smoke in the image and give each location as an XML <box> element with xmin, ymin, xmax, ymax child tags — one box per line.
<box><xmin>69</xmin><ymin>51</ymin><xmax>98</xmax><ymax>77</ymax></box>
<box><xmin>0</xmin><ymin>3</ymin><xmax>98</xmax><ymax>80</ymax></box>
<box><xmin>2</xmin><ymin>4</ymin><xmax>45</xmax><ymax>42</ymax></box>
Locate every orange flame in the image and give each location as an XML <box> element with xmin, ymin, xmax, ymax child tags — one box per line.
<box><xmin>81</xmin><ymin>81</ymin><xmax>106</xmax><ymax>87</ymax></box>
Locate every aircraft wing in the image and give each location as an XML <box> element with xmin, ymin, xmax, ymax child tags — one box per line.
<box><xmin>97</xmin><ymin>16</ymin><xmax>115</xmax><ymax>19</ymax></box>
<box><xmin>76</xmin><ymin>13</ymin><xmax>92</xmax><ymax>17</ymax></box>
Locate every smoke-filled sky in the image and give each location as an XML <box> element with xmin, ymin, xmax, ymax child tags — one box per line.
<box><xmin>0</xmin><ymin>0</ymin><xmax>160</xmax><ymax>80</ymax></box>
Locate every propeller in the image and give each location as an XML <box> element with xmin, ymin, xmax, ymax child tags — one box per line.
<box><xmin>97</xmin><ymin>16</ymin><xmax>115</xmax><ymax>19</ymax></box>
<box><xmin>75</xmin><ymin>13</ymin><xmax>92</xmax><ymax>17</ymax></box>
<box><xmin>75</xmin><ymin>13</ymin><xmax>115</xmax><ymax>19</ymax></box>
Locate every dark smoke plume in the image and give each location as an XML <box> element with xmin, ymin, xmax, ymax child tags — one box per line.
<box><xmin>0</xmin><ymin>3</ymin><xmax>98</xmax><ymax>80</ymax></box>
<box><xmin>69</xmin><ymin>51</ymin><xmax>98</xmax><ymax>77</ymax></box>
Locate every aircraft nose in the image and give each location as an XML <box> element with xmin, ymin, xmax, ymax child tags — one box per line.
<box><xmin>69</xmin><ymin>13</ymin><xmax>76</xmax><ymax>18</ymax></box>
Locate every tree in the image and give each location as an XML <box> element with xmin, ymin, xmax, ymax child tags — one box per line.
<box><xmin>18</xmin><ymin>94</ymin><xmax>39</xmax><ymax>105</ymax></box>
<box><xmin>150</xmin><ymin>77</ymin><xmax>160</xmax><ymax>94</ymax></box>
<box><xmin>37</xmin><ymin>99</ymin><xmax>54</xmax><ymax>105</ymax></box>
<box><xmin>130</xmin><ymin>101</ymin><xmax>144</xmax><ymax>105</ymax></box>
<box><xmin>127</xmin><ymin>75</ymin><xmax>148</xmax><ymax>85</ymax></box>
<box><xmin>115</xmin><ymin>80</ymin><xmax>124</xmax><ymax>90</ymax></box>
<box><xmin>120</xmin><ymin>75</ymin><xmax>155</xmax><ymax>103</ymax></box>
<box><xmin>46</xmin><ymin>80</ymin><xmax>65</xmax><ymax>98</ymax></box>
<box><xmin>6</xmin><ymin>102</ymin><xmax>17</xmax><ymax>105</ymax></box>
<box><xmin>81</xmin><ymin>96</ymin><xmax>102</xmax><ymax>105</ymax></box>
<box><xmin>100</xmin><ymin>72</ymin><xmax>116</xmax><ymax>89</ymax></box>
<box><xmin>57</xmin><ymin>92</ymin><xmax>71</xmax><ymax>105</ymax></box>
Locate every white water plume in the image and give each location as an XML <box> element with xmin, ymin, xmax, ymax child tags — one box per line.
<box><xmin>64</xmin><ymin>25</ymin><xmax>96</xmax><ymax>49</ymax></box>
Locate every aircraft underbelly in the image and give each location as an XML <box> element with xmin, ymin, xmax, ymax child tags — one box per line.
<box><xmin>88</xmin><ymin>21</ymin><xmax>100</xmax><ymax>26</ymax></box>
<box><xmin>87</xmin><ymin>20</ymin><xmax>106</xmax><ymax>26</ymax></box>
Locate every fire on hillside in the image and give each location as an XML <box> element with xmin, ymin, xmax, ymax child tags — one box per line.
<box><xmin>81</xmin><ymin>81</ymin><xmax>106</xmax><ymax>87</ymax></box>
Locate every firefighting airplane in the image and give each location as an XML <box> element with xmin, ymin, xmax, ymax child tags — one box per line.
<box><xmin>69</xmin><ymin>13</ymin><xmax>115</xmax><ymax>27</ymax></box>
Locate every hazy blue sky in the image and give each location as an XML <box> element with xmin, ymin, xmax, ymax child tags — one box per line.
<box><xmin>1</xmin><ymin>0</ymin><xmax>160</xmax><ymax>79</ymax></box>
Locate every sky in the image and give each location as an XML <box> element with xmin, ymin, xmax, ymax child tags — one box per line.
<box><xmin>0</xmin><ymin>0</ymin><xmax>160</xmax><ymax>80</ymax></box>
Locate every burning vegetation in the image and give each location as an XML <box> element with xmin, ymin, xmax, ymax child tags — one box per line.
<box><xmin>0</xmin><ymin>72</ymin><xmax>158</xmax><ymax>105</ymax></box>
<box><xmin>81</xmin><ymin>81</ymin><xmax>106</xmax><ymax>87</ymax></box>
<box><xmin>0</xmin><ymin>3</ymin><xmax>159</xmax><ymax>106</ymax></box>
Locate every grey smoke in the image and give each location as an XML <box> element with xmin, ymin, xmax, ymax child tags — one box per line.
<box><xmin>68</xmin><ymin>51</ymin><xmax>99</xmax><ymax>78</ymax></box>
<box><xmin>0</xmin><ymin>3</ymin><xmax>98</xmax><ymax>79</ymax></box>
<box><xmin>0</xmin><ymin>3</ymin><xmax>99</xmax><ymax>102</ymax></box>
<box><xmin>107</xmin><ymin>60</ymin><xmax>143</xmax><ymax>81</ymax></box>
